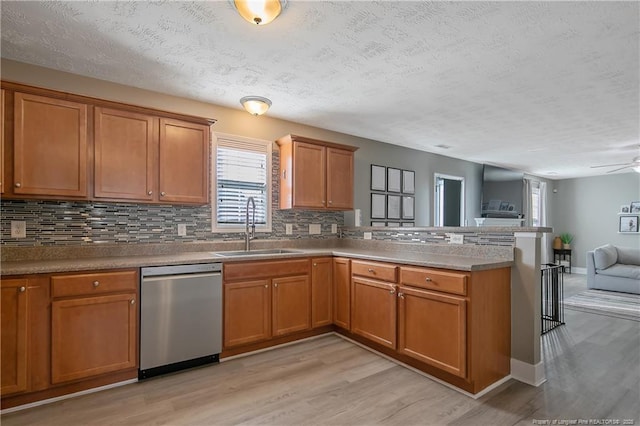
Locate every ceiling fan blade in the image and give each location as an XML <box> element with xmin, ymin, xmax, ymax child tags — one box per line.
<box><xmin>606</xmin><ymin>165</ymin><xmax>633</xmax><ymax>173</ymax></box>
<box><xmin>590</xmin><ymin>162</ymin><xmax>632</xmax><ymax>168</ymax></box>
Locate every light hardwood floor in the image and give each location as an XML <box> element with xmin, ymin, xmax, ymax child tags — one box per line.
<box><xmin>3</xmin><ymin>274</ymin><xmax>639</xmax><ymax>425</ymax></box>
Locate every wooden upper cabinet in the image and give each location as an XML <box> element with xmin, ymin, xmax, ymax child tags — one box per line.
<box><xmin>1</xmin><ymin>89</ymin><xmax>5</xmax><ymax>194</ymax></box>
<box><xmin>1</xmin><ymin>279</ymin><xmax>28</xmax><ymax>396</ymax></box>
<box><xmin>159</xmin><ymin>118</ymin><xmax>210</xmax><ymax>204</ymax></box>
<box><xmin>277</xmin><ymin>134</ymin><xmax>358</xmax><ymax>210</ymax></box>
<box><xmin>13</xmin><ymin>92</ymin><xmax>88</xmax><ymax>197</ymax></box>
<box><xmin>326</xmin><ymin>147</ymin><xmax>354</xmax><ymax>209</ymax></box>
<box><xmin>94</xmin><ymin>108</ymin><xmax>156</xmax><ymax>201</ymax></box>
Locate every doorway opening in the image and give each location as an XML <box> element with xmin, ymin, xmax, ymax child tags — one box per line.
<box><xmin>434</xmin><ymin>174</ymin><xmax>465</xmax><ymax>226</ymax></box>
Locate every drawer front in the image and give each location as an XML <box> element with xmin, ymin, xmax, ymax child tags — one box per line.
<box><xmin>351</xmin><ymin>260</ymin><xmax>397</xmax><ymax>282</ymax></box>
<box><xmin>400</xmin><ymin>266</ymin><xmax>467</xmax><ymax>296</ymax></box>
<box><xmin>224</xmin><ymin>259</ymin><xmax>310</xmax><ymax>282</ymax></box>
<box><xmin>52</xmin><ymin>270</ymin><xmax>138</xmax><ymax>298</ymax></box>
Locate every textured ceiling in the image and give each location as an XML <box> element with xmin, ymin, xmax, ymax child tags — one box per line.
<box><xmin>1</xmin><ymin>1</ymin><xmax>639</xmax><ymax>179</ymax></box>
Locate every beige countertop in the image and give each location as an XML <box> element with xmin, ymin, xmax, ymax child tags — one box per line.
<box><xmin>0</xmin><ymin>247</ymin><xmax>512</xmax><ymax>276</ymax></box>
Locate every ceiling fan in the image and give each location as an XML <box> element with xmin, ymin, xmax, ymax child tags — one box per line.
<box><xmin>590</xmin><ymin>155</ymin><xmax>640</xmax><ymax>173</ymax></box>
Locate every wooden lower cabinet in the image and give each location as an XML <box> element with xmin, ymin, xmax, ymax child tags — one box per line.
<box><xmin>397</xmin><ymin>286</ymin><xmax>467</xmax><ymax>378</ymax></box>
<box><xmin>332</xmin><ymin>257</ymin><xmax>351</xmax><ymax>330</ymax></box>
<box><xmin>1</xmin><ymin>279</ymin><xmax>28</xmax><ymax>395</ymax></box>
<box><xmin>51</xmin><ymin>293</ymin><xmax>137</xmax><ymax>384</ymax></box>
<box><xmin>351</xmin><ymin>277</ymin><xmax>397</xmax><ymax>349</ymax></box>
<box><xmin>272</xmin><ymin>275</ymin><xmax>311</xmax><ymax>336</ymax></box>
<box><xmin>311</xmin><ymin>258</ymin><xmax>332</xmax><ymax>328</ymax></box>
<box><xmin>224</xmin><ymin>280</ymin><xmax>272</xmax><ymax>347</ymax></box>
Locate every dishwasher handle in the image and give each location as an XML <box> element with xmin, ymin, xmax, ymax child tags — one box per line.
<box><xmin>142</xmin><ymin>272</ymin><xmax>221</xmax><ymax>282</ymax></box>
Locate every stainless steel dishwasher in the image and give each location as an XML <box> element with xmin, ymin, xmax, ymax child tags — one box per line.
<box><xmin>139</xmin><ymin>263</ymin><xmax>222</xmax><ymax>379</ymax></box>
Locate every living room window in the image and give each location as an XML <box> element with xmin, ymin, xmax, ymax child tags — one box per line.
<box><xmin>211</xmin><ymin>133</ymin><xmax>272</xmax><ymax>233</ymax></box>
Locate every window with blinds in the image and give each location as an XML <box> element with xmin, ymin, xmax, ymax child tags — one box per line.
<box><xmin>212</xmin><ymin>134</ymin><xmax>272</xmax><ymax>232</ymax></box>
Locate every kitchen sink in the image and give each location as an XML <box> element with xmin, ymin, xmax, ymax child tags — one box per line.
<box><xmin>211</xmin><ymin>249</ymin><xmax>304</xmax><ymax>257</ymax></box>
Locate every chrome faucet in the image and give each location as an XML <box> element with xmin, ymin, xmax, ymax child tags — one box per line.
<box><xmin>245</xmin><ymin>196</ymin><xmax>256</xmax><ymax>251</ymax></box>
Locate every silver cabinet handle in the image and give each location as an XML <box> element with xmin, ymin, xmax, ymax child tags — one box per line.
<box><xmin>93</xmin><ymin>281</ymin><xmax>100</xmax><ymax>287</ymax></box>
<box><xmin>130</xmin><ymin>299</ymin><xmax>135</xmax><ymax>305</ymax></box>
<box><xmin>425</xmin><ymin>277</ymin><xmax>432</xmax><ymax>282</ymax></box>
<box><xmin>15</xmin><ymin>182</ymin><xmax>21</xmax><ymax>188</ymax></box>
<box><xmin>147</xmin><ymin>190</ymin><xmax>153</xmax><ymax>195</ymax></box>
<box><xmin>19</xmin><ymin>286</ymin><xmax>26</xmax><ymax>292</ymax></box>
<box><xmin>160</xmin><ymin>192</ymin><xmax>166</xmax><ymax>196</ymax></box>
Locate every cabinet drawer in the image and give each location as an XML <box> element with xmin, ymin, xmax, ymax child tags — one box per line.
<box><xmin>351</xmin><ymin>260</ymin><xmax>397</xmax><ymax>282</ymax></box>
<box><xmin>51</xmin><ymin>270</ymin><xmax>138</xmax><ymax>298</ymax></box>
<box><xmin>224</xmin><ymin>259</ymin><xmax>309</xmax><ymax>282</ymax></box>
<box><xmin>400</xmin><ymin>266</ymin><xmax>467</xmax><ymax>296</ymax></box>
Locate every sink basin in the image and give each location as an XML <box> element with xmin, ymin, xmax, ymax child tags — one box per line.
<box><xmin>212</xmin><ymin>249</ymin><xmax>304</xmax><ymax>257</ymax></box>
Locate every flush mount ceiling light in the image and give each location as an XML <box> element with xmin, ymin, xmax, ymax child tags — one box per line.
<box><xmin>233</xmin><ymin>0</ymin><xmax>287</xmax><ymax>25</ymax></box>
<box><xmin>240</xmin><ymin>96</ymin><xmax>272</xmax><ymax>116</ymax></box>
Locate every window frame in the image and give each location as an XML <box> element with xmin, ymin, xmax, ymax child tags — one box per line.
<box><xmin>211</xmin><ymin>132</ymin><xmax>272</xmax><ymax>233</ymax></box>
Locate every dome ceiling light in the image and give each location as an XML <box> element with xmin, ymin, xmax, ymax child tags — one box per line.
<box><xmin>232</xmin><ymin>0</ymin><xmax>287</xmax><ymax>25</ymax></box>
<box><xmin>240</xmin><ymin>96</ymin><xmax>272</xmax><ymax>116</ymax></box>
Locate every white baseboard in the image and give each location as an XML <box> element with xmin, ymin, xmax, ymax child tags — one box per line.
<box><xmin>0</xmin><ymin>378</ymin><xmax>138</xmax><ymax>414</ymax></box>
<box><xmin>510</xmin><ymin>358</ymin><xmax>546</xmax><ymax>386</ymax></box>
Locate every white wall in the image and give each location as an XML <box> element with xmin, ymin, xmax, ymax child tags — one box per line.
<box><xmin>551</xmin><ymin>173</ymin><xmax>640</xmax><ymax>268</ymax></box>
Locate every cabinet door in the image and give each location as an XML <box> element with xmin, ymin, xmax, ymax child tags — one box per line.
<box><xmin>397</xmin><ymin>286</ymin><xmax>467</xmax><ymax>378</ymax></box>
<box><xmin>333</xmin><ymin>257</ymin><xmax>351</xmax><ymax>330</ymax></box>
<box><xmin>311</xmin><ymin>258</ymin><xmax>332</xmax><ymax>328</ymax></box>
<box><xmin>292</xmin><ymin>142</ymin><xmax>325</xmax><ymax>208</ymax></box>
<box><xmin>159</xmin><ymin>118</ymin><xmax>210</xmax><ymax>204</ymax></box>
<box><xmin>224</xmin><ymin>280</ymin><xmax>271</xmax><ymax>348</ymax></box>
<box><xmin>272</xmin><ymin>275</ymin><xmax>311</xmax><ymax>336</ymax></box>
<box><xmin>326</xmin><ymin>148</ymin><xmax>354</xmax><ymax>209</ymax></box>
<box><xmin>1</xmin><ymin>279</ymin><xmax>28</xmax><ymax>395</ymax></box>
<box><xmin>51</xmin><ymin>293</ymin><xmax>137</xmax><ymax>384</ymax></box>
<box><xmin>351</xmin><ymin>277</ymin><xmax>397</xmax><ymax>349</ymax></box>
<box><xmin>94</xmin><ymin>108</ymin><xmax>156</xmax><ymax>201</ymax></box>
<box><xmin>13</xmin><ymin>93</ymin><xmax>88</xmax><ymax>197</ymax></box>
<box><xmin>1</xmin><ymin>89</ymin><xmax>5</xmax><ymax>194</ymax></box>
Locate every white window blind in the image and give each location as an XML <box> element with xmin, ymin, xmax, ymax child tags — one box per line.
<box><xmin>212</xmin><ymin>134</ymin><xmax>272</xmax><ymax>232</ymax></box>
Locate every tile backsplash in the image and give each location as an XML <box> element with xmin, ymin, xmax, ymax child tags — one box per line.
<box><xmin>0</xmin><ymin>150</ymin><xmax>344</xmax><ymax>246</ymax></box>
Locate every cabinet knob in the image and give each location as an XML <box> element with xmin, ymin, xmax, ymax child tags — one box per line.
<box><xmin>264</xmin><ymin>284</ymin><xmax>268</xmax><ymax>288</ymax></box>
<box><xmin>389</xmin><ymin>289</ymin><xmax>395</xmax><ymax>294</ymax></box>
<box><xmin>328</xmin><ymin>200</ymin><xmax>333</xmax><ymax>204</ymax></box>
<box><xmin>15</xmin><ymin>182</ymin><xmax>21</xmax><ymax>188</ymax></box>
<box><xmin>147</xmin><ymin>190</ymin><xmax>153</xmax><ymax>195</ymax></box>
<box><xmin>425</xmin><ymin>277</ymin><xmax>432</xmax><ymax>282</ymax></box>
<box><xmin>367</xmin><ymin>268</ymin><xmax>375</xmax><ymax>273</ymax></box>
<box><xmin>274</xmin><ymin>283</ymin><xmax>278</xmax><ymax>288</ymax></box>
<box><xmin>19</xmin><ymin>286</ymin><xmax>26</xmax><ymax>293</ymax></box>
<box><xmin>93</xmin><ymin>281</ymin><xmax>100</xmax><ymax>287</ymax></box>
<box><xmin>161</xmin><ymin>192</ymin><xmax>166</xmax><ymax>196</ymax></box>
<box><xmin>130</xmin><ymin>299</ymin><xmax>135</xmax><ymax>305</ymax></box>
<box><xmin>313</xmin><ymin>263</ymin><xmax>317</xmax><ymax>267</ymax></box>
<box><xmin>398</xmin><ymin>292</ymin><xmax>404</xmax><ymax>299</ymax></box>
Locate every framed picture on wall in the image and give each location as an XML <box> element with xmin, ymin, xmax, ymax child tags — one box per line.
<box><xmin>630</xmin><ymin>201</ymin><xmax>640</xmax><ymax>214</ymax></box>
<box><xmin>371</xmin><ymin>164</ymin><xmax>386</xmax><ymax>191</ymax></box>
<box><xmin>620</xmin><ymin>205</ymin><xmax>630</xmax><ymax>213</ymax></box>
<box><xmin>387</xmin><ymin>194</ymin><xmax>401</xmax><ymax>219</ymax></box>
<box><xmin>619</xmin><ymin>215</ymin><xmax>639</xmax><ymax>233</ymax></box>
<box><xmin>387</xmin><ymin>222</ymin><xmax>400</xmax><ymax>227</ymax></box>
<box><xmin>401</xmin><ymin>222</ymin><xmax>415</xmax><ymax>227</ymax></box>
<box><xmin>402</xmin><ymin>196</ymin><xmax>414</xmax><ymax>219</ymax></box>
<box><xmin>371</xmin><ymin>221</ymin><xmax>386</xmax><ymax>227</ymax></box>
<box><xmin>402</xmin><ymin>170</ymin><xmax>415</xmax><ymax>194</ymax></box>
<box><xmin>371</xmin><ymin>193</ymin><xmax>386</xmax><ymax>219</ymax></box>
<box><xmin>387</xmin><ymin>168</ymin><xmax>401</xmax><ymax>192</ymax></box>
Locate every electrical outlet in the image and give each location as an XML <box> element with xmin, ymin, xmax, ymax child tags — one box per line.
<box><xmin>309</xmin><ymin>224</ymin><xmax>321</xmax><ymax>235</ymax></box>
<box><xmin>11</xmin><ymin>221</ymin><xmax>26</xmax><ymax>238</ymax></box>
<box><xmin>177</xmin><ymin>224</ymin><xmax>187</xmax><ymax>237</ymax></box>
<box><xmin>363</xmin><ymin>232</ymin><xmax>372</xmax><ymax>240</ymax></box>
<box><xmin>449</xmin><ymin>234</ymin><xmax>464</xmax><ymax>244</ymax></box>
<box><xmin>331</xmin><ymin>224</ymin><xmax>338</xmax><ymax>234</ymax></box>
<box><xmin>285</xmin><ymin>224</ymin><xmax>293</xmax><ymax>235</ymax></box>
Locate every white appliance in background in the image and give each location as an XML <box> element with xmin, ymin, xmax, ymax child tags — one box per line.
<box><xmin>344</xmin><ymin>209</ymin><xmax>361</xmax><ymax>227</ymax></box>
